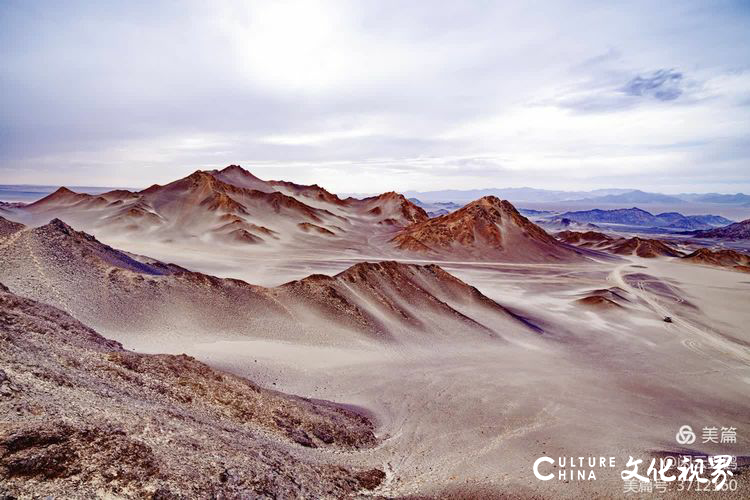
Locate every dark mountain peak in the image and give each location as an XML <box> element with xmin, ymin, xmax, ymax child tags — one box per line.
<box><xmin>53</xmin><ymin>186</ymin><xmax>75</xmax><ymax>196</ymax></box>
<box><xmin>361</xmin><ymin>191</ymin><xmax>429</xmax><ymax>224</ymax></box>
<box><xmin>0</xmin><ymin>216</ymin><xmax>26</xmax><ymax>237</ymax></box>
<box><xmin>100</xmin><ymin>189</ymin><xmax>138</xmax><ymax>201</ymax></box>
<box><xmin>608</xmin><ymin>237</ymin><xmax>683</xmax><ymax>258</ymax></box>
<box><xmin>267</xmin><ymin>179</ymin><xmax>347</xmax><ymax>206</ymax></box>
<box><xmin>199</xmin><ymin>191</ymin><xmax>248</xmax><ymax>214</ymax></box>
<box><xmin>273</xmin><ymin>260</ymin><xmax>531</xmax><ymax>339</ymax></box>
<box><xmin>450</xmin><ymin>197</ymin><xmax>530</xmax><ymax>228</ymax></box>
<box><xmin>685</xmin><ymin>248</ymin><xmax>713</xmax><ymax>258</ymax></box>
<box><xmin>30</xmin><ymin>220</ymin><xmax>182</xmax><ymax>275</ymax></box>
<box><xmin>161</xmin><ymin>170</ymin><xmax>244</xmax><ymax>195</ymax></box>
<box><xmin>25</xmin><ymin>186</ymin><xmax>88</xmax><ymax>208</ymax></box>
<box><xmin>186</xmin><ymin>169</ymin><xmax>216</xmax><ymax>183</ymax></box>
<box><xmin>139</xmin><ymin>183</ymin><xmax>162</xmax><ymax>194</ymax></box>
<box><xmin>374</xmin><ymin>191</ymin><xmax>405</xmax><ymax>201</ymax></box>
<box><xmin>219</xmin><ymin>164</ymin><xmax>263</xmax><ymax>179</ymax></box>
<box><xmin>469</xmin><ymin>196</ymin><xmax>517</xmax><ymax>211</ymax></box>
<box><xmin>39</xmin><ymin>218</ymin><xmax>102</xmax><ymax>244</ymax></box>
<box><xmin>39</xmin><ymin>217</ymin><xmax>78</xmax><ymax>234</ymax></box>
<box><xmin>47</xmin><ymin>218</ymin><xmax>76</xmax><ymax>234</ymax></box>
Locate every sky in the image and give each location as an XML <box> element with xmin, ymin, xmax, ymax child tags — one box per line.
<box><xmin>1</xmin><ymin>0</ymin><xmax>749</xmax><ymax>194</ymax></box>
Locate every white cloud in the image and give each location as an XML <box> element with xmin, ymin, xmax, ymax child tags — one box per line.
<box><xmin>0</xmin><ymin>0</ymin><xmax>749</xmax><ymax>193</ymax></box>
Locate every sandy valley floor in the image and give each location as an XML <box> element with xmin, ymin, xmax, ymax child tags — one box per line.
<box><xmin>90</xmin><ymin>241</ymin><xmax>750</xmax><ymax>498</ymax></box>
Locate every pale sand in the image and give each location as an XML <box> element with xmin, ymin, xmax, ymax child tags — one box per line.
<box><xmin>106</xmin><ymin>253</ymin><xmax>750</xmax><ymax>498</ymax></box>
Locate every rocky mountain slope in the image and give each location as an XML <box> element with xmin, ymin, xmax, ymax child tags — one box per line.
<box><xmin>556</xmin><ymin>230</ymin><xmax>683</xmax><ymax>258</ymax></box>
<box><xmin>681</xmin><ymin>248</ymin><xmax>750</xmax><ymax>272</ymax></box>
<box><xmin>391</xmin><ymin>196</ymin><xmax>585</xmax><ymax>262</ymax></box>
<box><xmin>688</xmin><ymin>218</ymin><xmax>750</xmax><ymax>240</ymax></box>
<box><xmin>0</xmin><ymin>216</ymin><xmax>24</xmax><ymax>238</ymax></box>
<box><xmin>274</xmin><ymin>261</ymin><xmax>537</xmax><ymax>341</ymax></box>
<box><xmin>558</xmin><ymin>229</ymin><xmax>750</xmax><ymax>267</ymax></box>
<box><xmin>353</xmin><ymin>191</ymin><xmax>428</xmax><ymax>226</ymax></box>
<box><xmin>0</xmin><ymin>217</ymin><xmax>286</xmax><ymax>347</ymax></box>
<box><xmin>12</xmin><ymin>166</ymin><xmax>429</xmax><ymax>249</ymax></box>
<box><xmin>555</xmin><ymin>230</ymin><xmax>614</xmax><ymax>249</ymax></box>
<box><xmin>0</xmin><ymin>283</ymin><xmax>384</xmax><ymax>498</ymax></box>
<box><xmin>606</xmin><ymin>237</ymin><xmax>684</xmax><ymax>258</ymax></box>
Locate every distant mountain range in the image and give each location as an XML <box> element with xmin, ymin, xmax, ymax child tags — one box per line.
<box><xmin>575</xmin><ymin>190</ymin><xmax>684</xmax><ymax>204</ymax></box>
<box><xmin>679</xmin><ymin>193</ymin><xmax>750</xmax><ymax>204</ymax></box>
<box><xmin>395</xmin><ymin>188</ymin><xmax>750</xmax><ymax>206</ymax></box>
<box><xmin>1</xmin><ymin>168</ymin><xmax>747</xmax><ymax>258</ymax></box>
<box><xmin>4</xmin><ymin>184</ymin><xmax>750</xmax><ymax>207</ymax></box>
<box><xmin>399</xmin><ymin>187</ymin><xmax>635</xmax><ymax>204</ymax></box>
<box><xmin>550</xmin><ymin>207</ymin><xmax>733</xmax><ymax>230</ymax></box>
<box><xmin>408</xmin><ymin>198</ymin><xmax>462</xmax><ymax>217</ymax></box>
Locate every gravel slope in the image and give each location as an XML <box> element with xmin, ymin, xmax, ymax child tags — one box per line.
<box><xmin>0</xmin><ymin>283</ymin><xmax>384</xmax><ymax>499</ymax></box>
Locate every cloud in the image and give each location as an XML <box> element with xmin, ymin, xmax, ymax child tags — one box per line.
<box><xmin>546</xmin><ymin>68</ymin><xmax>689</xmax><ymax>113</ymax></box>
<box><xmin>622</xmin><ymin>69</ymin><xmax>684</xmax><ymax>101</ymax></box>
<box><xmin>0</xmin><ymin>1</ymin><xmax>749</xmax><ymax>194</ymax></box>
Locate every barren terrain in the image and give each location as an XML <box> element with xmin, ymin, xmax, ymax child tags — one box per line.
<box><xmin>1</xmin><ymin>169</ymin><xmax>749</xmax><ymax>498</ymax></box>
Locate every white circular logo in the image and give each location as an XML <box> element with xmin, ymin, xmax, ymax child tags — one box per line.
<box><xmin>676</xmin><ymin>425</ymin><xmax>696</xmax><ymax>445</ymax></box>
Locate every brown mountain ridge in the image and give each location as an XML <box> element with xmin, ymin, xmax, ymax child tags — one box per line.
<box><xmin>0</xmin><ymin>217</ymin><xmax>539</xmax><ymax>346</ymax></box>
<box><xmin>392</xmin><ymin>196</ymin><xmax>585</xmax><ymax>262</ymax></box>
<box><xmin>12</xmin><ymin>166</ymin><xmax>430</xmax><ymax>249</ymax></box>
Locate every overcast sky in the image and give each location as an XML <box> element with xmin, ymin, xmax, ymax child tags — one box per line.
<box><xmin>1</xmin><ymin>0</ymin><xmax>749</xmax><ymax>194</ymax></box>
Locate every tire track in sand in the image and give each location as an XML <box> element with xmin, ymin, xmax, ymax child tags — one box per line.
<box><xmin>608</xmin><ymin>261</ymin><xmax>749</xmax><ymax>365</ymax></box>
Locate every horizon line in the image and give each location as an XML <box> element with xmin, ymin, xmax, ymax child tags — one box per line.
<box><xmin>1</xmin><ymin>182</ymin><xmax>748</xmax><ymax>198</ymax></box>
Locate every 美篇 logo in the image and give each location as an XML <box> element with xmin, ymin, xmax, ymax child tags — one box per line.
<box><xmin>676</xmin><ymin>425</ymin><xmax>696</xmax><ymax>445</ymax></box>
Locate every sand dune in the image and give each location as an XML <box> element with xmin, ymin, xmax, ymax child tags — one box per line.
<box><xmin>0</xmin><ymin>217</ymin><xmax>535</xmax><ymax>349</ymax></box>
